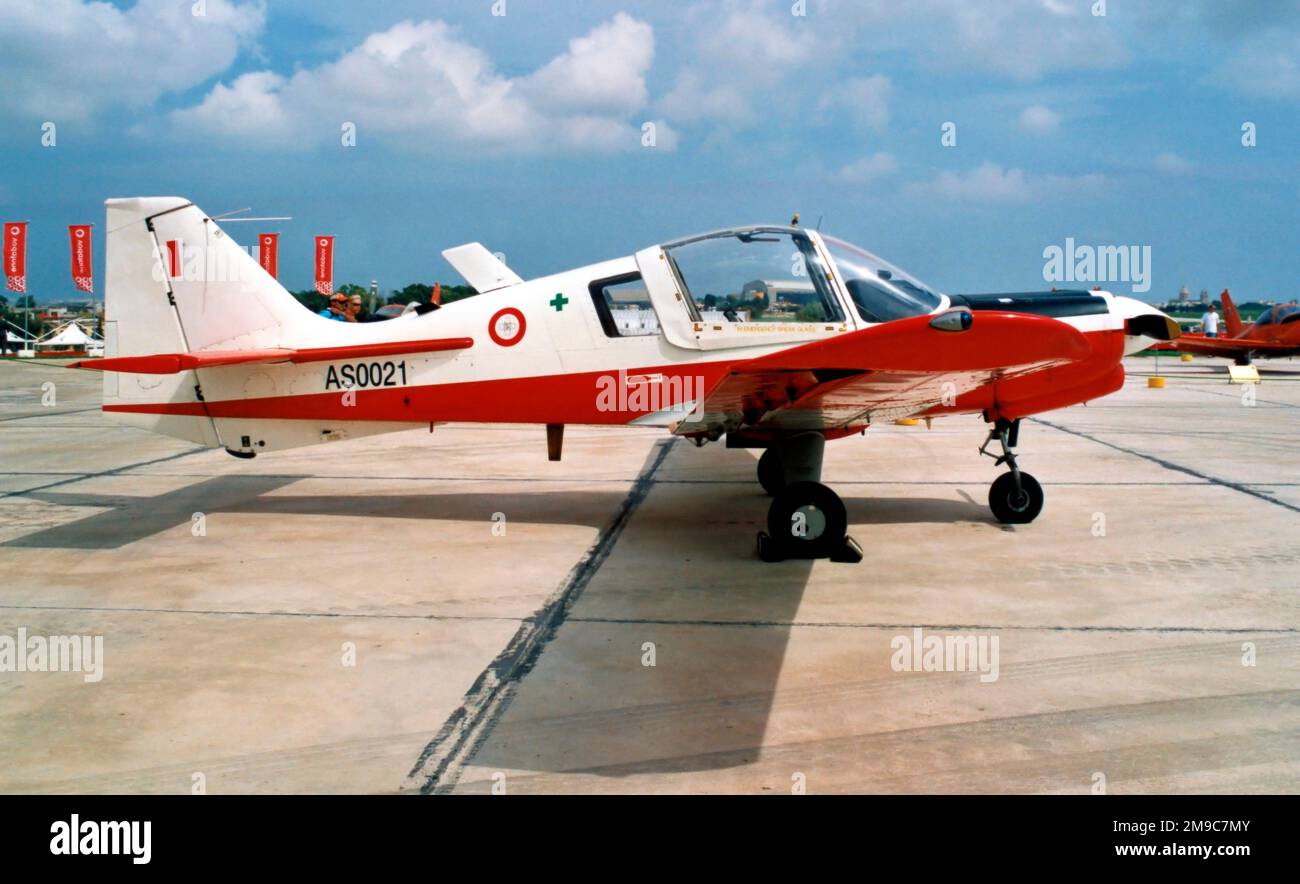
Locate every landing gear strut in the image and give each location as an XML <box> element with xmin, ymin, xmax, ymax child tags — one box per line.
<box><xmin>980</xmin><ymin>418</ymin><xmax>1044</xmax><ymax>524</ymax></box>
<box><xmin>755</xmin><ymin>432</ymin><xmax>863</xmax><ymax>563</ymax></box>
<box><xmin>756</xmin><ymin>446</ymin><xmax>784</xmax><ymax>496</ymax></box>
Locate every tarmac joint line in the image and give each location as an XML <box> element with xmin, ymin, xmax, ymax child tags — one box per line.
<box><xmin>403</xmin><ymin>437</ymin><xmax>676</xmax><ymax>795</ymax></box>
<box><xmin>1031</xmin><ymin>416</ymin><xmax>1300</xmax><ymax>515</ymax></box>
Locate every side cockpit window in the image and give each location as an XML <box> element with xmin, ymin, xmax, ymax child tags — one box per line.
<box><xmin>590</xmin><ymin>273</ymin><xmax>661</xmax><ymax>337</ymax></box>
<box><xmin>663</xmin><ymin>230</ymin><xmax>845</xmax><ymax>324</ymax></box>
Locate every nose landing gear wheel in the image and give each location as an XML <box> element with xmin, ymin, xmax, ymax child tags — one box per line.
<box><xmin>756</xmin><ymin>446</ymin><xmax>785</xmax><ymax>496</ymax></box>
<box><xmin>988</xmin><ymin>471</ymin><xmax>1043</xmax><ymax>524</ymax></box>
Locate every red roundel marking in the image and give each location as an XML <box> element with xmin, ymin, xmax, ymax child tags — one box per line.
<box><xmin>488</xmin><ymin>307</ymin><xmax>526</xmax><ymax>347</ymax></box>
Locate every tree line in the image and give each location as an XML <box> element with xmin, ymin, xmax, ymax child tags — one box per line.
<box><xmin>291</xmin><ymin>283</ymin><xmax>479</xmax><ymax>314</ymax></box>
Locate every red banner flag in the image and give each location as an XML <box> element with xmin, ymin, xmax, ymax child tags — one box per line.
<box><xmin>314</xmin><ymin>235</ymin><xmax>335</xmax><ymax>295</ymax></box>
<box><xmin>258</xmin><ymin>233</ymin><xmax>279</xmax><ymax>279</ymax></box>
<box><xmin>3</xmin><ymin>222</ymin><xmax>27</xmax><ymax>293</ymax></box>
<box><xmin>69</xmin><ymin>224</ymin><xmax>93</xmax><ymax>292</ymax></box>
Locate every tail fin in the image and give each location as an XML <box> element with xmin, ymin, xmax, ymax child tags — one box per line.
<box><xmin>1220</xmin><ymin>289</ymin><xmax>1242</xmax><ymax>336</ymax></box>
<box><xmin>101</xmin><ymin>196</ymin><xmax>309</xmax><ymax>447</ymax></box>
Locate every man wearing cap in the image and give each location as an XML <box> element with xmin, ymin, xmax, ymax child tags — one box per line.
<box><xmin>319</xmin><ymin>293</ymin><xmax>348</xmax><ymax>321</ymax></box>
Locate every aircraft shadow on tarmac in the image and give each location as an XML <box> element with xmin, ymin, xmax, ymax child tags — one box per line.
<box><xmin>5</xmin><ymin>471</ymin><xmax>992</xmax><ymax>551</ymax></box>
<box><xmin>421</xmin><ymin>443</ymin><xmax>993</xmax><ymax>788</ymax></box>
<box><xmin>6</xmin><ymin>443</ymin><xmax>992</xmax><ymax>786</ymax></box>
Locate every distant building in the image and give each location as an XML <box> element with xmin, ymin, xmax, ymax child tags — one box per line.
<box><xmin>609</xmin><ymin>305</ymin><xmax>660</xmax><ymax>336</ymax></box>
<box><xmin>700</xmin><ymin>309</ymin><xmax>751</xmax><ymax>323</ymax></box>
<box><xmin>1199</xmin><ymin>288</ymin><xmax>1209</xmax><ymax>304</ymax></box>
<box><xmin>1178</xmin><ymin>285</ymin><xmax>1190</xmax><ymax>302</ymax></box>
<box><xmin>742</xmin><ymin>278</ymin><xmax>816</xmax><ymax>303</ymax></box>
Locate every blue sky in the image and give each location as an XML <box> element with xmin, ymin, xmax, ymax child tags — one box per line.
<box><xmin>1</xmin><ymin>0</ymin><xmax>1297</xmax><ymax>304</ymax></box>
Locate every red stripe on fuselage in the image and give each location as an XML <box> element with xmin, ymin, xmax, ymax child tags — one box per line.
<box><xmin>105</xmin><ymin>363</ymin><xmax>736</xmax><ymax>425</ymax></box>
<box><xmin>103</xmin><ymin>328</ymin><xmax>1127</xmax><ymax>426</ymax></box>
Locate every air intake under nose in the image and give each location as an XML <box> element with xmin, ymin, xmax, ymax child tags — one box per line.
<box><xmin>1125</xmin><ymin>314</ymin><xmax>1181</xmax><ymax>340</ymax></box>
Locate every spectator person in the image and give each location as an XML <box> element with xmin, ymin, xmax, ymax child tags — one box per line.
<box><xmin>346</xmin><ymin>294</ymin><xmax>368</xmax><ymax>323</ymax></box>
<box><xmin>1201</xmin><ymin>304</ymin><xmax>1219</xmax><ymax>338</ymax></box>
<box><xmin>319</xmin><ymin>293</ymin><xmax>348</xmax><ymax>321</ymax></box>
<box><xmin>0</xmin><ymin>320</ymin><xmax>8</xmax><ymax>356</ymax></box>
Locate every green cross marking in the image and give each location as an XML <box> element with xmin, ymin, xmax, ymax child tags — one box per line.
<box><xmin>550</xmin><ymin>292</ymin><xmax>569</xmax><ymax>312</ymax></box>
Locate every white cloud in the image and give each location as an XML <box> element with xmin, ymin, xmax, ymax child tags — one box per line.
<box><xmin>518</xmin><ymin>15</ymin><xmax>654</xmax><ymax>115</ymax></box>
<box><xmin>926</xmin><ymin>164</ymin><xmax>1033</xmax><ymax>202</ymax></box>
<box><xmin>834</xmin><ymin>152</ymin><xmax>898</xmax><ymax>184</ymax></box>
<box><xmin>657</xmin><ymin>1</ymin><xmax>817</xmax><ymax>128</ymax></box>
<box><xmin>819</xmin><ymin>76</ymin><xmax>892</xmax><ymax>132</ymax></box>
<box><xmin>172</xmin><ymin>14</ymin><xmax>656</xmax><ymax>153</ymax></box>
<box><xmin>908</xmin><ymin>162</ymin><xmax>1105</xmax><ymax>203</ymax></box>
<box><xmin>822</xmin><ymin>0</ymin><xmax>1129</xmax><ymax>81</ymax></box>
<box><xmin>655</xmin><ymin>0</ymin><xmax>1124</xmax><ymax>139</ymax></box>
<box><xmin>0</xmin><ymin>0</ymin><xmax>264</xmax><ymax>120</ymax></box>
<box><xmin>640</xmin><ymin>119</ymin><xmax>680</xmax><ymax>151</ymax></box>
<box><xmin>1154</xmin><ymin>152</ymin><xmax>1193</xmax><ymax>174</ymax></box>
<box><xmin>657</xmin><ymin>71</ymin><xmax>756</xmax><ymax>126</ymax></box>
<box><xmin>1018</xmin><ymin>104</ymin><xmax>1062</xmax><ymax>134</ymax></box>
<box><xmin>929</xmin><ymin>0</ymin><xmax>1128</xmax><ymax>80</ymax></box>
<box><xmin>1209</xmin><ymin>29</ymin><xmax>1300</xmax><ymax>98</ymax></box>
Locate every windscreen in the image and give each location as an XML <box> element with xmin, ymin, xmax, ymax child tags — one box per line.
<box><xmin>821</xmin><ymin>235</ymin><xmax>944</xmax><ymax>323</ymax></box>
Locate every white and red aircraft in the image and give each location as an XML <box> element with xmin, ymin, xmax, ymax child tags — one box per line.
<box><xmin>76</xmin><ymin>197</ymin><xmax>1179</xmax><ymax>562</ymax></box>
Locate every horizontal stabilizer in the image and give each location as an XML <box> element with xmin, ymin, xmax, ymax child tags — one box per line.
<box><xmin>71</xmin><ymin>337</ymin><xmax>473</xmax><ymax>374</ymax></box>
<box><xmin>441</xmin><ymin>242</ymin><xmax>524</xmax><ymax>292</ymax></box>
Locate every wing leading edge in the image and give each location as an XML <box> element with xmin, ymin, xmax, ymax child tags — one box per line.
<box><xmin>677</xmin><ymin>310</ymin><xmax>1093</xmax><ymax>434</ymax></box>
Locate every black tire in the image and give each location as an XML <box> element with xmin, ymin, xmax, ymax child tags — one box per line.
<box><xmin>988</xmin><ymin>471</ymin><xmax>1043</xmax><ymax>524</ymax></box>
<box><xmin>757</xmin><ymin>446</ymin><xmax>785</xmax><ymax>496</ymax></box>
<box><xmin>767</xmin><ymin>481</ymin><xmax>847</xmax><ymax>558</ymax></box>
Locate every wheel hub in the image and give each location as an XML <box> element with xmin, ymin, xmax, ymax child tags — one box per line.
<box><xmin>791</xmin><ymin>505</ymin><xmax>827</xmax><ymax>540</ymax></box>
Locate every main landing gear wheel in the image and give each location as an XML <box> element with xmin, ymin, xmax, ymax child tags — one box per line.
<box><xmin>988</xmin><ymin>471</ymin><xmax>1043</xmax><ymax>524</ymax></box>
<box><xmin>757</xmin><ymin>481</ymin><xmax>863</xmax><ymax>563</ymax></box>
<box><xmin>979</xmin><ymin>417</ymin><xmax>1045</xmax><ymax>525</ymax></box>
<box><xmin>757</xmin><ymin>446</ymin><xmax>785</xmax><ymax>496</ymax></box>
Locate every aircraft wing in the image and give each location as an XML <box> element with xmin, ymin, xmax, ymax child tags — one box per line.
<box><xmin>70</xmin><ymin>337</ymin><xmax>473</xmax><ymax>374</ymax></box>
<box><xmin>676</xmin><ymin>311</ymin><xmax>1090</xmax><ymax>433</ymax></box>
<box><xmin>1172</xmin><ymin>335</ymin><xmax>1297</xmax><ymax>357</ymax></box>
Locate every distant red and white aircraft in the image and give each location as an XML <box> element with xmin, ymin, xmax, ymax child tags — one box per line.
<box><xmin>75</xmin><ymin>198</ymin><xmax>1179</xmax><ymax>562</ymax></box>
<box><xmin>1170</xmin><ymin>289</ymin><xmax>1300</xmax><ymax>364</ymax></box>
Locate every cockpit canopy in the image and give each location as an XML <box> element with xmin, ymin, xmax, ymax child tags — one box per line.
<box><xmin>659</xmin><ymin>227</ymin><xmax>944</xmax><ymax>326</ymax></box>
<box><xmin>1255</xmin><ymin>304</ymin><xmax>1300</xmax><ymax>326</ymax></box>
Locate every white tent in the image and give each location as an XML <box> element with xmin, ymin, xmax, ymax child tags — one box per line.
<box><xmin>34</xmin><ymin>320</ymin><xmax>103</xmax><ymax>354</ymax></box>
<box><xmin>2</xmin><ymin>318</ymin><xmax>37</xmax><ymax>353</ymax></box>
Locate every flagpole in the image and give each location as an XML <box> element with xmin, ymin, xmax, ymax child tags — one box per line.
<box><xmin>5</xmin><ymin>220</ymin><xmax>31</xmax><ymax>355</ymax></box>
<box><xmin>22</xmin><ymin>219</ymin><xmax>28</xmax><ymax>354</ymax></box>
